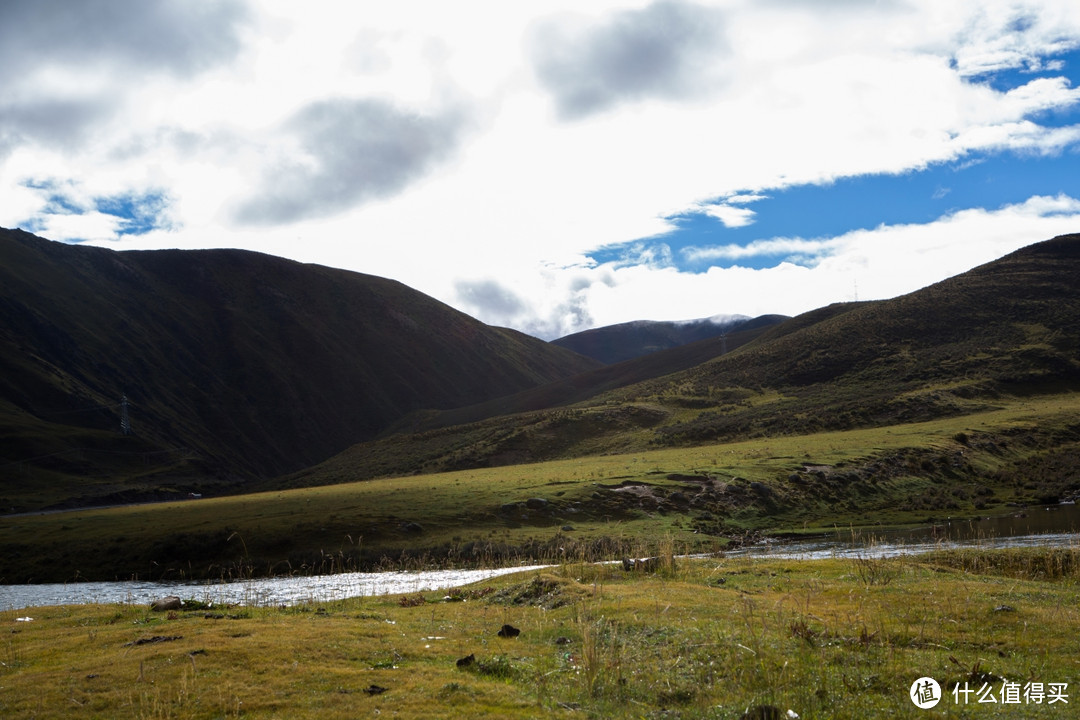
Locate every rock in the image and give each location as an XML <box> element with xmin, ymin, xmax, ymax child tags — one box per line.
<box><xmin>561</xmin><ymin>525</ymin><xmax>575</xmax><ymax>532</ymax></box>
<box><xmin>363</xmin><ymin>684</ymin><xmax>388</xmax><ymax>695</ymax></box>
<box><xmin>150</xmin><ymin>596</ymin><xmax>182</xmax><ymax>612</ymax></box>
<box><xmin>497</xmin><ymin>623</ymin><xmax>521</xmax><ymax>638</ymax></box>
<box><xmin>622</xmin><ymin>556</ymin><xmax>662</xmax><ymax>572</ymax></box>
<box><xmin>499</xmin><ymin>502</ymin><xmax>518</xmax><ymax>514</ymax></box>
<box><xmin>554</xmin><ymin>636</ymin><xmax>572</xmax><ymax>645</ymax></box>
<box><xmin>399</xmin><ymin>521</ymin><xmax>423</xmax><ymax>534</ymax></box>
<box><xmin>993</xmin><ymin>605</ymin><xmax>1017</xmax><ymax>613</ymax></box>
<box><xmin>456</xmin><ymin>653</ymin><xmax>475</xmax><ymax>668</ymax></box>
<box><xmin>525</xmin><ymin>497</ymin><xmax>549</xmax><ymax>510</ymax></box>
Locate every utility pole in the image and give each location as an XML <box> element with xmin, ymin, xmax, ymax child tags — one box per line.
<box><xmin>120</xmin><ymin>395</ymin><xmax>132</xmax><ymax>435</ymax></box>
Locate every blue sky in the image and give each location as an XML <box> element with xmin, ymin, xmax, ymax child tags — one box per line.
<box><xmin>592</xmin><ymin>46</ymin><xmax>1080</xmax><ymax>273</ymax></box>
<box><xmin>593</xmin><ymin>148</ymin><xmax>1080</xmax><ymax>272</ymax></box>
<box><xmin>19</xmin><ymin>180</ymin><xmax>171</xmax><ymax>239</ymax></box>
<box><xmin>2</xmin><ymin>1</ymin><xmax>1080</xmax><ymax>339</ymax></box>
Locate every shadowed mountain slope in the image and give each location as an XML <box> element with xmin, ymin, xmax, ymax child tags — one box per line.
<box><xmin>0</xmin><ymin>228</ymin><xmax>598</xmax><ymax>509</ymax></box>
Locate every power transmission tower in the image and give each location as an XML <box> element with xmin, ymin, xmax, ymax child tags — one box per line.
<box><xmin>120</xmin><ymin>395</ymin><xmax>132</xmax><ymax>435</ymax></box>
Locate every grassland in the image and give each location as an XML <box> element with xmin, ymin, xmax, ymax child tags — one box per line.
<box><xmin>2</xmin><ymin>393</ymin><xmax>1078</xmax><ymax>584</ymax></box>
<box><xmin>3</xmin><ymin>546</ymin><xmax>1079</xmax><ymax>719</ymax></box>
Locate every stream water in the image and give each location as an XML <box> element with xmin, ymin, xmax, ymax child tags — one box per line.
<box><xmin>3</xmin><ymin>504</ymin><xmax>1077</xmax><ymax>611</ymax></box>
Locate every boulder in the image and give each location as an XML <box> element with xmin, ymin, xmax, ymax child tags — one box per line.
<box><xmin>150</xmin><ymin>596</ymin><xmax>182</xmax><ymax>612</ymax></box>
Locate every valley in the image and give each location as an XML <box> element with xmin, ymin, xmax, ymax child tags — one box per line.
<box><xmin>2</xmin><ymin>231</ymin><xmax>1079</xmax><ymax>583</ymax></box>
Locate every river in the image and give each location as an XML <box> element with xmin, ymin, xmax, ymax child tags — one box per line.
<box><xmin>3</xmin><ymin>504</ymin><xmax>1077</xmax><ymax>611</ymax></box>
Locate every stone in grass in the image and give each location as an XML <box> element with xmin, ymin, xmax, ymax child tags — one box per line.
<box><xmin>363</xmin><ymin>685</ymin><xmax>388</xmax><ymax>695</ymax></box>
<box><xmin>150</xmin><ymin>596</ymin><xmax>182</xmax><ymax>612</ymax></box>
<box><xmin>497</xmin><ymin>623</ymin><xmax>521</xmax><ymax>638</ymax></box>
<box><xmin>456</xmin><ymin>653</ymin><xmax>476</xmax><ymax>668</ymax></box>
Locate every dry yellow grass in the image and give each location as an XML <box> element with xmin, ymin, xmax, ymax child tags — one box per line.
<box><xmin>3</xmin><ymin>549</ymin><xmax>1079</xmax><ymax>718</ymax></box>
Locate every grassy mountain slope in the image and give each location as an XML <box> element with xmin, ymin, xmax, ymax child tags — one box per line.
<box><xmin>0</xmin><ymin>228</ymin><xmax>598</xmax><ymax>511</ymax></box>
<box><xmin>291</xmin><ymin>234</ymin><xmax>1080</xmax><ymax>486</ymax></box>
<box><xmin>634</xmin><ymin>232</ymin><xmax>1080</xmax><ymax>442</ymax></box>
<box><xmin>551</xmin><ymin>314</ymin><xmax>785</xmax><ymax>364</ymax></box>
<box><xmin>6</xmin><ymin>235</ymin><xmax>1080</xmax><ymax>583</ymax></box>
<box><xmin>389</xmin><ymin>314</ymin><xmax>786</xmax><ymax>436</ymax></box>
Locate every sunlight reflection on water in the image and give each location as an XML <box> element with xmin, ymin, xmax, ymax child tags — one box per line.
<box><xmin>3</xmin><ymin>505</ymin><xmax>1077</xmax><ymax>611</ymax></box>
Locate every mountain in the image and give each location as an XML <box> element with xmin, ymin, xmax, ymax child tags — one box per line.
<box><xmin>551</xmin><ymin>314</ymin><xmax>785</xmax><ymax>364</ymax></box>
<box><xmin>289</xmin><ymin>233</ymin><xmax>1080</xmax><ymax>485</ymax></box>
<box><xmin>390</xmin><ymin>313</ymin><xmax>787</xmax><ymax>435</ymax></box>
<box><xmin>0</xmin><ymin>228</ymin><xmax>598</xmax><ymax>510</ymax></box>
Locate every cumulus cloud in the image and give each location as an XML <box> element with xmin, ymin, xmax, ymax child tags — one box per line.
<box><xmin>699</xmin><ymin>204</ymin><xmax>757</xmax><ymax>229</ymax></box>
<box><xmin>554</xmin><ymin>193</ymin><xmax>1080</xmax><ymax>333</ymax></box>
<box><xmin>951</xmin><ymin>6</ymin><xmax>1079</xmax><ymax>77</ymax></box>
<box><xmin>0</xmin><ymin>0</ymin><xmax>248</xmax><ymax>77</ymax></box>
<box><xmin>5</xmin><ymin>1</ymin><xmax>1080</xmax><ymax>342</ymax></box>
<box><xmin>0</xmin><ymin>98</ymin><xmax>114</xmax><ymax>154</ymax></box>
<box><xmin>530</xmin><ymin>0</ymin><xmax>729</xmax><ymax>119</ymax></box>
<box><xmin>233</xmin><ymin>98</ymin><xmax>470</xmax><ymax>225</ymax></box>
<box><xmin>0</xmin><ymin>0</ymin><xmax>248</xmax><ymax>151</ymax></box>
<box><xmin>454</xmin><ymin>278</ymin><xmax>527</xmax><ymax>326</ymax></box>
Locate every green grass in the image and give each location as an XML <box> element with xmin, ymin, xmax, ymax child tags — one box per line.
<box><xmin>3</xmin><ymin>393</ymin><xmax>1079</xmax><ymax>584</ymax></box>
<box><xmin>3</xmin><ymin>548</ymin><xmax>1079</xmax><ymax>718</ymax></box>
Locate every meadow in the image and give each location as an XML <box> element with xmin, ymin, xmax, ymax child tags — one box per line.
<box><xmin>2</xmin><ymin>546</ymin><xmax>1078</xmax><ymax>719</ymax></box>
<box><xmin>2</xmin><ymin>393</ymin><xmax>1079</xmax><ymax>584</ymax></box>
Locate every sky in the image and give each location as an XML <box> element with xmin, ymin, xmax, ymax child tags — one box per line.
<box><xmin>2</xmin><ymin>0</ymin><xmax>1079</xmax><ymax>340</ymax></box>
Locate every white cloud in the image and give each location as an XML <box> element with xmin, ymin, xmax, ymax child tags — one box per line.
<box><xmin>0</xmin><ymin>0</ymin><xmax>1078</xmax><ymax>340</ymax></box>
<box><xmin>529</xmin><ymin>0</ymin><xmax>730</xmax><ymax>119</ymax></box>
<box><xmin>700</xmin><ymin>204</ymin><xmax>757</xmax><ymax>229</ymax></box>
<box><xmin>530</xmin><ymin>194</ymin><xmax>1080</xmax><ymax>337</ymax></box>
<box><xmin>682</xmin><ymin>237</ymin><xmax>841</xmax><ymax>264</ymax></box>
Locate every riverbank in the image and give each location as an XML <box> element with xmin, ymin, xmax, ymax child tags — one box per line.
<box><xmin>4</xmin><ymin>395</ymin><xmax>1079</xmax><ymax>585</ymax></box>
<box><xmin>4</xmin><ymin>505</ymin><xmax>1078</xmax><ymax>610</ymax></box>
<box><xmin>3</xmin><ymin>548</ymin><xmax>1078</xmax><ymax>719</ymax></box>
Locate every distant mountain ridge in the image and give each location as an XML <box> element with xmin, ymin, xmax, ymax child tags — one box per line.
<box><xmin>289</xmin><ymin>233</ymin><xmax>1080</xmax><ymax>486</ymax></box>
<box><xmin>552</xmin><ymin>314</ymin><xmax>786</xmax><ymax>364</ymax></box>
<box><xmin>0</xmin><ymin>228</ymin><xmax>598</xmax><ymax>509</ymax></box>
